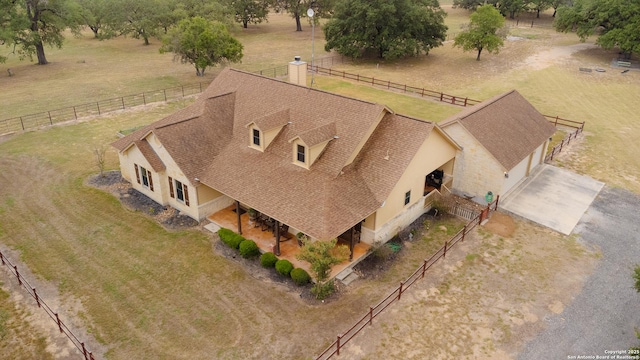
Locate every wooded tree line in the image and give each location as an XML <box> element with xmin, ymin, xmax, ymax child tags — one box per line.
<box><xmin>0</xmin><ymin>0</ymin><xmax>638</xmax><ymax>68</ymax></box>
<box><xmin>0</xmin><ymin>0</ymin><xmax>327</xmax><ymax>65</ymax></box>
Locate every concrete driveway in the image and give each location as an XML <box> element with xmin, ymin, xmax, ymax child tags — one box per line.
<box><xmin>500</xmin><ymin>164</ymin><xmax>605</xmax><ymax>235</ymax></box>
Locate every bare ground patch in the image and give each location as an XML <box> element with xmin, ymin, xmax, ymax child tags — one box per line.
<box><xmin>337</xmin><ymin>212</ymin><xmax>598</xmax><ymax>359</ymax></box>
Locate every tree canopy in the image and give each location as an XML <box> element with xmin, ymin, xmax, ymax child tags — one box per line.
<box><xmin>0</xmin><ymin>0</ymin><xmax>82</xmax><ymax>65</ymax></box>
<box><xmin>296</xmin><ymin>238</ymin><xmax>349</xmax><ymax>299</ymax></box>
<box><xmin>160</xmin><ymin>17</ymin><xmax>243</xmax><ymax>76</ymax></box>
<box><xmin>454</xmin><ymin>4</ymin><xmax>506</xmax><ymax>60</ymax></box>
<box><xmin>232</xmin><ymin>0</ymin><xmax>270</xmax><ymax>28</ymax></box>
<box><xmin>323</xmin><ymin>0</ymin><xmax>448</xmax><ymax>60</ymax></box>
<box><xmin>274</xmin><ymin>0</ymin><xmax>334</xmax><ymax>31</ymax></box>
<box><xmin>554</xmin><ymin>0</ymin><xmax>640</xmax><ymax>57</ymax></box>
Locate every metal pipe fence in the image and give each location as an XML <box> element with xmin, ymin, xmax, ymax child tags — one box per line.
<box><xmin>0</xmin><ymin>83</ymin><xmax>206</xmax><ymax>135</ymax></box>
<box><xmin>315</xmin><ymin>196</ymin><xmax>500</xmax><ymax>360</ymax></box>
<box><xmin>0</xmin><ymin>250</ymin><xmax>96</xmax><ymax>359</ymax></box>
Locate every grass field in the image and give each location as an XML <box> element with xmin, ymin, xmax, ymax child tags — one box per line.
<box><xmin>0</xmin><ymin>5</ymin><xmax>639</xmax><ymax>360</ymax></box>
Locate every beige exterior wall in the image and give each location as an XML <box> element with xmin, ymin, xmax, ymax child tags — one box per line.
<box><xmin>360</xmin><ymin>130</ymin><xmax>457</xmax><ymax>244</ymax></box>
<box><xmin>119</xmin><ymin>144</ymin><xmax>167</xmax><ymax>206</ymax></box>
<box><xmin>118</xmin><ymin>132</ymin><xmax>209</xmax><ymax>222</ymax></box>
<box><xmin>500</xmin><ymin>155</ymin><xmax>529</xmax><ymax>196</ymax></box>
<box><xmin>264</xmin><ymin>127</ymin><xmax>281</xmax><ymax>149</ymax></box>
<box><xmin>447</xmin><ymin>123</ymin><xmax>505</xmax><ymax>199</ymax></box>
<box><xmin>288</xmin><ymin>60</ymin><xmax>307</xmax><ymax>86</ymax></box>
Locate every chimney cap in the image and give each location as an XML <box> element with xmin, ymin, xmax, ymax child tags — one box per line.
<box><xmin>294</xmin><ymin>55</ymin><xmax>301</xmax><ymax>61</ymax></box>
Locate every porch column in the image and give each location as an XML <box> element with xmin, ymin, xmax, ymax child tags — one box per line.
<box><xmin>275</xmin><ymin>220</ymin><xmax>281</xmax><ymax>256</ymax></box>
<box><xmin>236</xmin><ymin>200</ymin><xmax>242</xmax><ymax>235</ymax></box>
<box><xmin>349</xmin><ymin>227</ymin><xmax>355</xmax><ymax>261</ymax></box>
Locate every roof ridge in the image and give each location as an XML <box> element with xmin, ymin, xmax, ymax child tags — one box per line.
<box><xmin>226</xmin><ymin>68</ymin><xmax>388</xmax><ymax>109</ymax></box>
<box><xmin>457</xmin><ymin>90</ymin><xmax>517</xmax><ymax>121</ymax></box>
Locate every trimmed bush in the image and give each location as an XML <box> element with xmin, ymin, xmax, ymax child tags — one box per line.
<box><xmin>218</xmin><ymin>228</ymin><xmax>244</xmax><ymax>249</ymax></box>
<box><xmin>290</xmin><ymin>268</ymin><xmax>310</xmax><ymax>286</ymax></box>
<box><xmin>260</xmin><ymin>252</ymin><xmax>278</xmax><ymax>268</ymax></box>
<box><xmin>239</xmin><ymin>239</ymin><xmax>260</xmax><ymax>258</ymax></box>
<box><xmin>275</xmin><ymin>259</ymin><xmax>294</xmax><ymax>277</ymax></box>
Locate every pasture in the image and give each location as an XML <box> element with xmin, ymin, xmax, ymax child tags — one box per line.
<box><xmin>0</xmin><ymin>5</ymin><xmax>639</xmax><ymax>360</ymax></box>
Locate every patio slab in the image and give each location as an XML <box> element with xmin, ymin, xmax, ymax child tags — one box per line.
<box><xmin>500</xmin><ymin>164</ymin><xmax>605</xmax><ymax>235</ymax></box>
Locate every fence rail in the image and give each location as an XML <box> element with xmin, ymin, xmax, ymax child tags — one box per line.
<box><xmin>315</xmin><ymin>196</ymin><xmax>500</xmax><ymax>360</ymax></box>
<box><xmin>309</xmin><ymin>64</ymin><xmax>483</xmax><ymax>107</ymax></box>
<box><xmin>0</xmin><ymin>250</ymin><xmax>96</xmax><ymax>359</ymax></box>
<box><xmin>545</xmin><ymin>126</ymin><xmax>583</xmax><ymax>162</ymax></box>
<box><xmin>0</xmin><ymin>83</ymin><xmax>206</xmax><ymax>135</ymax></box>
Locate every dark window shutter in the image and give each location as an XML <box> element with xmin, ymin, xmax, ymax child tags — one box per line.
<box><xmin>184</xmin><ymin>184</ymin><xmax>190</xmax><ymax>206</ymax></box>
<box><xmin>134</xmin><ymin>164</ymin><xmax>140</xmax><ymax>184</ymax></box>
<box><xmin>148</xmin><ymin>170</ymin><xmax>154</xmax><ymax>191</ymax></box>
<box><xmin>169</xmin><ymin>177</ymin><xmax>174</xmax><ymax>198</ymax></box>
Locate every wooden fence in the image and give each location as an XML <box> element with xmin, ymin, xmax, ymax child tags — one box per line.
<box><xmin>314</xmin><ymin>196</ymin><xmax>500</xmax><ymax>360</ymax></box>
<box><xmin>545</xmin><ymin>126</ymin><xmax>583</xmax><ymax>162</ymax></box>
<box><xmin>309</xmin><ymin>64</ymin><xmax>483</xmax><ymax>107</ymax></box>
<box><xmin>0</xmin><ymin>83</ymin><xmax>206</xmax><ymax>135</ymax></box>
<box><xmin>0</xmin><ymin>250</ymin><xmax>96</xmax><ymax>359</ymax></box>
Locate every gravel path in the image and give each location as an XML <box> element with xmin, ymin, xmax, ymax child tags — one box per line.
<box><xmin>518</xmin><ymin>186</ymin><xmax>640</xmax><ymax>359</ymax></box>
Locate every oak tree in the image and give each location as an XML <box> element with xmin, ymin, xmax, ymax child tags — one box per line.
<box><xmin>554</xmin><ymin>0</ymin><xmax>640</xmax><ymax>57</ymax></box>
<box><xmin>160</xmin><ymin>17</ymin><xmax>243</xmax><ymax>76</ymax></box>
<box><xmin>454</xmin><ymin>4</ymin><xmax>506</xmax><ymax>60</ymax></box>
<box><xmin>324</xmin><ymin>0</ymin><xmax>448</xmax><ymax>59</ymax></box>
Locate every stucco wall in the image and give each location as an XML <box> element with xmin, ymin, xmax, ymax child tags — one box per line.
<box><xmin>374</xmin><ymin>128</ymin><xmax>457</xmax><ymax>229</ymax></box>
<box><xmin>360</xmin><ymin>196</ymin><xmax>427</xmax><ymax>244</ymax></box>
<box><xmin>119</xmin><ymin>133</ymin><xmax>203</xmax><ymax>221</ymax></box>
<box><xmin>446</xmin><ymin>123</ymin><xmax>505</xmax><ymax>198</ymax></box>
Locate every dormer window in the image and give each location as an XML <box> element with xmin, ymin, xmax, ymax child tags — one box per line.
<box><xmin>252</xmin><ymin>129</ymin><xmax>261</xmax><ymax>146</ymax></box>
<box><xmin>297</xmin><ymin>144</ymin><xmax>306</xmax><ymax>163</ymax></box>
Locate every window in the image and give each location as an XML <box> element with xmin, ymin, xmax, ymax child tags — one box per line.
<box><xmin>252</xmin><ymin>128</ymin><xmax>261</xmax><ymax>146</ymax></box>
<box><xmin>175</xmin><ymin>179</ymin><xmax>184</xmax><ymax>201</ymax></box>
<box><xmin>170</xmin><ymin>177</ymin><xmax>190</xmax><ymax>206</ymax></box>
<box><xmin>134</xmin><ymin>164</ymin><xmax>153</xmax><ymax>191</ymax></box>
<box><xmin>297</xmin><ymin>144</ymin><xmax>306</xmax><ymax>163</ymax></box>
<box><xmin>404</xmin><ymin>190</ymin><xmax>411</xmax><ymax>206</ymax></box>
<box><xmin>140</xmin><ymin>166</ymin><xmax>149</xmax><ymax>187</ymax></box>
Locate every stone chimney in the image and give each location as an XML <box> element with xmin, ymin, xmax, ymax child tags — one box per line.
<box><xmin>288</xmin><ymin>56</ymin><xmax>307</xmax><ymax>86</ymax></box>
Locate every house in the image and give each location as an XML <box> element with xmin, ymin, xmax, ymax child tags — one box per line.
<box><xmin>111</xmin><ymin>62</ymin><xmax>460</xmax><ymax>258</ymax></box>
<box><xmin>439</xmin><ymin>90</ymin><xmax>557</xmax><ymax>202</ymax></box>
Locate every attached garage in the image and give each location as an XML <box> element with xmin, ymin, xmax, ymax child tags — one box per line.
<box><xmin>440</xmin><ymin>90</ymin><xmax>557</xmax><ymax>202</ymax></box>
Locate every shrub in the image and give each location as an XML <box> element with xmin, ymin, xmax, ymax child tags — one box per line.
<box><xmin>260</xmin><ymin>252</ymin><xmax>278</xmax><ymax>268</ymax></box>
<box><xmin>275</xmin><ymin>259</ymin><xmax>294</xmax><ymax>277</ymax></box>
<box><xmin>239</xmin><ymin>240</ymin><xmax>260</xmax><ymax>258</ymax></box>
<box><xmin>218</xmin><ymin>228</ymin><xmax>244</xmax><ymax>249</ymax></box>
<box><xmin>311</xmin><ymin>280</ymin><xmax>335</xmax><ymax>300</ymax></box>
<box><xmin>290</xmin><ymin>268</ymin><xmax>311</xmax><ymax>286</ymax></box>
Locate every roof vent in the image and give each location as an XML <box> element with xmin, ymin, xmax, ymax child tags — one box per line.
<box><xmin>294</xmin><ymin>55</ymin><xmax>301</xmax><ymax>62</ymax></box>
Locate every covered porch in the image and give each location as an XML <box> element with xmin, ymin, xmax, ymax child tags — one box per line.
<box><xmin>206</xmin><ymin>203</ymin><xmax>371</xmax><ymax>280</ymax></box>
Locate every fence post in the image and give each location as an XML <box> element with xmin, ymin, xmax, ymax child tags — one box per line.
<box><xmin>96</xmin><ymin>102</ymin><xmax>101</xmax><ymax>115</ymax></box>
<box><xmin>464</xmin><ymin>98</ymin><xmax>468</xmax><ymax>106</ymax></box>
<box><xmin>0</xmin><ymin>251</ymin><xmax>4</xmax><ymax>265</ymax></box>
<box><xmin>421</xmin><ymin>259</ymin><xmax>427</xmax><ymax>278</ymax></box>
<box><xmin>443</xmin><ymin>241</ymin><xmax>447</xmax><ymax>259</ymax></box>
<box><xmin>555</xmin><ymin>116</ymin><xmax>559</xmax><ymax>126</ymax></box>
<box><xmin>421</xmin><ymin>88</ymin><xmax>425</xmax><ymax>97</ymax></box>
<box><xmin>121</xmin><ymin>97</ymin><xmax>125</xmax><ymax>110</ymax></box>
<box><xmin>440</xmin><ymin>93</ymin><xmax>443</xmax><ymax>102</ymax></box>
<box><xmin>398</xmin><ymin>281</ymin><xmax>404</xmax><ymax>300</ymax></box>
<box><xmin>48</xmin><ymin>111</ymin><xmax>53</xmax><ymax>125</ymax></box>
<box><xmin>369</xmin><ymin>306</ymin><xmax>373</xmax><ymax>325</ymax></box>
<box><xmin>372</xmin><ymin>77</ymin><xmax>374</xmax><ymax>85</ymax></box>
<box><xmin>337</xmin><ymin>334</ymin><xmax>342</xmax><ymax>356</ymax></box>
<box><xmin>82</xmin><ymin>342</ymin><xmax>87</xmax><ymax>359</ymax></box>
<box><xmin>451</xmin><ymin>96</ymin><xmax>456</xmax><ymax>104</ymax></box>
<box><xmin>163</xmin><ymin>89</ymin><xmax>167</xmax><ymax>102</ymax></box>
<box><xmin>15</xmin><ymin>266</ymin><xmax>21</xmax><ymax>286</ymax></box>
<box><xmin>34</xmin><ymin>288</ymin><xmax>41</xmax><ymax>307</ymax></box>
<box><xmin>142</xmin><ymin>93</ymin><xmax>146</xmax><ymax>105</ymax></box>
<box><xmin>73</xmin><ymin>106</ymin><xmax>78</xmax><ymax>120</ymax></box>
<box><xmin>462</xmin><ymin>225</ymin><xmax>467</xmax><ymax>242</ymax></box>
<box><xmin>55</xmin><ymin>313</ymin><xmax>63</xmax><ymax>333</ymax></box>
<box><xmin>20</xmin><ymin>117</ymin><xmax>25</xmax><ymax>131</ymax></box>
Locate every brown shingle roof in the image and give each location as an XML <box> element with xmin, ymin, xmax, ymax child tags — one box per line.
<box><xmin>248</xmin><ymin>108</ymin><xmax>290</xmax><ymax>131</ymax></box>
<box><xmin>135</xmin><ymin>139</ymin><xmax>165</xmax><ymax>172</ymax></box>
<box><xmin>440</xmin><ymin>90</ymin><xmax>556</xmax><ymax>170</ymax></box>
<box><xmin>293</xmin><ymin>122</ymin><xmax>337</xmax><ymax>147</ymax></box>
<box><xmin>113</xmin><ymin>68</ymin><xmax>439</xmax><ymax>240</ymax></box>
